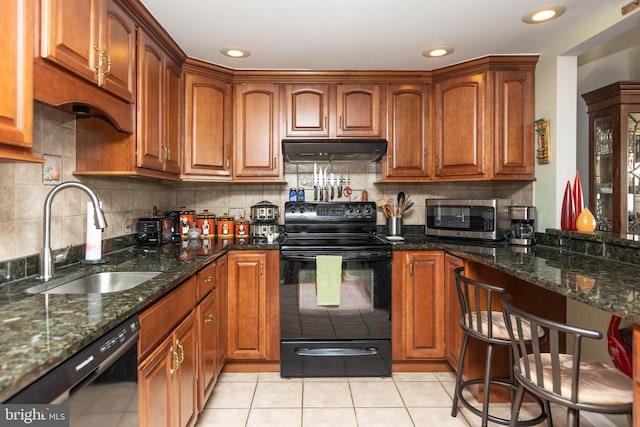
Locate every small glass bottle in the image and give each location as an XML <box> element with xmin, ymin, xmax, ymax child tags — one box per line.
<box><xmin>297</xmin><ymin>187</ymin><xmax>305</xmax><ymax>201</ymax></box>
<box><xmin>289</xmin><ymin>187</ymin><xmax>297</xmax><ymax>202</ymax></box>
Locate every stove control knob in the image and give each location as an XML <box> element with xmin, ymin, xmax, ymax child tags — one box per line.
<box><xmin>363</xmin><ymin>205</ymin><xmax>372</xmax><ymax>215</ymax></box>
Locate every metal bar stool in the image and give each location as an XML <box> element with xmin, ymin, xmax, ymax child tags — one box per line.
<box><xmin>450</xmin><ymin>267</ymin><xmax>547</xmax><ymax>426</ymax></box>
<box><xmin>502</xmin><ymin>294</ymin><xmax>633</xmax><ymax>427</ymax></box>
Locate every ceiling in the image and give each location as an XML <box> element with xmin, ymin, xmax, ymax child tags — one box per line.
<box><xmin>139</xmin><ymin>0</ymin><xmax>635</xmax><ymax>71</ymax></box>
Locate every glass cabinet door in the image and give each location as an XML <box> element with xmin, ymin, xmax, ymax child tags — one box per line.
<box><xmin>626</xmin><ymin>111</ymin><xmax>640</xmax><ymax>233</ymax></box>
<box><xmin>594</xmin><ymin>115</ymin><xmax>614</xmax><ymax>231</ymax></box>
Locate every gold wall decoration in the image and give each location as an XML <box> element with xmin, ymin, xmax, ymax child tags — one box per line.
<box><xmin>535</xmin><ymin>118</ymin><xmax>550</xmax><ymax>164</ymax></box>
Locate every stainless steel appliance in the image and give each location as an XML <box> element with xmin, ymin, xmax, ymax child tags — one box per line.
<box><xmin>509</xmin><ymin>205</ymin><xmax>536</xmax><ymax>246</ymax></box>
<box><xmin>137</xmin><ymin>217</ymin><xmax>164</xmax><ymax>245</ymax></box>
<box><xmin>7</xmin><ymin>315</ymin><xmax>140</xmax><ymax>426</ymax></box>
<box><xmin>280</xmin><ymin>201</ymin><xmax>392</xmax><ymax>377</ymax></box>
<box><xmin>425</xmin><ymin>198</ymin><xmax>511</xmax><ymax>240</ymax></box>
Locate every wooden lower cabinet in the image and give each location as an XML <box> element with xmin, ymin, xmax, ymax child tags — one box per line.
<box><xmin>139</xmin><ymin>311</ymin><xmax>198</xmax><ymax>427</ymax></box>
<box><xmin>444</xmin><ymin>254</ymin><xmax>464</xmax><ymax>369</ymax></box>
<box><xmin>227</xmin><ymin>250</ymin><xmax>279</xmax><ymax>361</ymax></box>
<box><xmin>392</xmin><ymin>251</ymin><xmax>445</xmax><ymax>361</ymax></box>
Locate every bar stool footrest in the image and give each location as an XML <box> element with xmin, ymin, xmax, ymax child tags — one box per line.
<box><xmin>457</xmin><ymin>378</ymin><xmax>547</xmax><ymax>426</ymax></box>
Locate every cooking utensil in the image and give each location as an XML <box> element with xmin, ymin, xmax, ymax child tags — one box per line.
<box><xmin>330</xmin><ymin>173</ymin><xmax>335</xmax><ymax>200</ymax></box>
<box><xmin>324</xmin><ymin>166</ymin><xmax>329</xmax><ymax>201</ymax></box>
<box><xmin>313</xmin><ymin>162</ymin><xmax>318</xmax><ymax>201</ymax></box>
<box><xmin>397</xmin><ymin>192</ymin><xmax>405</xmax><ymax>216</ymax></box>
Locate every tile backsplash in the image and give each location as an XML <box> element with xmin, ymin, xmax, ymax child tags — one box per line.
<box><xmin>0</xmin><ymin>102</ymin><xmax>533</xmax><ymax>263</ymax></box>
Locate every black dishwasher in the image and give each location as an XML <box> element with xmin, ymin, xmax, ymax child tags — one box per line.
<box><xmin>7</xmin><ymin>315</ymin><xmax>140</xmax><ymax>427</ymax></box>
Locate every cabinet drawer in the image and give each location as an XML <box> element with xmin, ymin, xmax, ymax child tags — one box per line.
<box><xmin>197</xmin><ymin>260</ymin><xmax>218</xmax><ymax>301</ymax></box>
<box><xmin>139</xmin><ymin>276</ymin><xmax>197</xmax><ymax>358</ymax></box>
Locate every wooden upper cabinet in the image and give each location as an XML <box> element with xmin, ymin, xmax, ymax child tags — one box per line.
<box><xmin>137</xmin><ymin>29</ymin><xmax>182</xmax><ymax>176</ymax></box>
<box><xmin>492</xmin><ymin>69</ymin><xmax>535</xmax><ymax>179</ymax></box>
<box><xmin>183</xmin><ymin>71</ymin><xmax>233</xmax><ymax>178</ymax></box>
<box><xmin>433</xmin><ymin>72</ymin><xmax>486</xmax><ymax>179</ymax></box>
<box><xmin>336</xmin><ymin>84</ymin><xmax>383</xmax><ymax>137</ymax></box>
<box><xmin>286</xmin><ymin>84</ymin><xmax>330</xmax><ymax>137</ymax></box>
<box><xmin>40</xmin><ymin>0</ymin><xmax>136</xmax><ymax>102</ymax></box>
<box><xmin>285</xmin><ymin>83</ymin><xmax>382</xmax><ymax>138</ymax></box>
<box><xmin>384</xmin><ymin>84</ymin><xmax>430</xmax><ymax>179</ymax></box>
<box><xmin>233</xmin><ymin>83</ymin><xmax>282</xmax><ymax>179</ymax></box>
<box><xmin>0</xmin><ymin>0</ymin><xmax>37</xmax><ymax>162</ymax></box>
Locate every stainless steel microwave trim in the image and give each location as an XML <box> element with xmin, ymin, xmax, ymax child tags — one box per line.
<box><xmin>282</xmin><ymin>139</ymin><xmax>387</xmax><ymax>162</ymax></box>
<box><xmin>425</xmin><ymin>198</ymin><xmax>511</xmax><ymax>241</ymax></box>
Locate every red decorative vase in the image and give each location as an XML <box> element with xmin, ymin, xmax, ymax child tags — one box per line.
<box><xmin>573</xmin><ymin>171</ymin><xmax>583</xmax><ymax>218</ymax></box>
<box><xmin>561</xmin><ymin>180</ymin><xmax>575</xmax><ymax>231</ymax></box>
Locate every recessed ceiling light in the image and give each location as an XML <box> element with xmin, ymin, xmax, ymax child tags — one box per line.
<box><xmin>221</xmin><ymin>47</ymin><xmax>251</xmax><ymax>58</ymax></box>
<box><xmin>522</xmin><ymin>5</ymin><xmax>567</xmax><ymax>24</ymax></box>
<box><xmin>423</xmin><ymin>47</ymin><xmax>454</xmax><ymax>58</ymax></box>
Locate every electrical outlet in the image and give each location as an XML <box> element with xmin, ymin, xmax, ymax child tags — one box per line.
<box><xmin>124</xmin><ymin>211</ymin><xmax>134</xmax><ymax>231</ymax></box>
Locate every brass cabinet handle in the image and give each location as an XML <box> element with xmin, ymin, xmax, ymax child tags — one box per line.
<box><xmin>204</xmin><ymin>314</ymin><xmax>215</xmax><ymax>323</ymax></box>
<box><xmin>93</xmin><ymin>45</ymin><xmax>103</xmax><ymax>75</ymax></box>
<box><xmin>408</xmin><ymin>261</ymin><xmax>413</xmax><ymax>276</ymax></box>
<box><xmin>170</xmin><ymin>345</ymin><xmax>178</xmax><ymax>374</ymax></box>
<box><xmin>226</xmin><ymin>155</ymin><xmax>231</xmax><ymax>171</ymax></box>
<box><xmin>204</xmin><ymin>275</ymin><xmax>215</xmax><ymax>283</ymax></box>
<box><xmin>260</xmin><ymin>260</ymin><xmax>264</xmax><ymax>276</ymax></box>
<box><xmin>339</xmin><ymin>116</ymin><xmax>343</xmax><ymax>130</ymax></box>
<box><xmin>102</xmin><ymin>51</ymin><xmax>111</xmax><ymax>78</ymax></box>
<box><xmin>176</xmin><ymin>339</ymin><xmax>185</xmax><ymax>365</ymax></box>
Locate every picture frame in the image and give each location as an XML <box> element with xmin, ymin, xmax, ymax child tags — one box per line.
<box><xmin>42</xmin><ymin>154</ymin><xmax>63</xmax><ymax>185</ymax></box>
<box><xmin>535</xmin><ymin>118</ymin><xmax>550</xmax><ymax>164</ymax></box>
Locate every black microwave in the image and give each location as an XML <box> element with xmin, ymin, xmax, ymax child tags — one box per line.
<box><xmin>425</xmin><ymin>198</ymin><xmax>511</xmax><ymax>240</ymax></box>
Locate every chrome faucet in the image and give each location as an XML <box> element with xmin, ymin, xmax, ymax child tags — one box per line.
<box><xmin>41</xmin><ymin>182</ymin><xmax>108</xmax><ymax>281</ymax></box>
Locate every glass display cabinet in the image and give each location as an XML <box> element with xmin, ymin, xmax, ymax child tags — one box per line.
<box><xmin>582</xmin><ymin>82</ymin><xmax>640</xmax><ymax>233</ymax></box>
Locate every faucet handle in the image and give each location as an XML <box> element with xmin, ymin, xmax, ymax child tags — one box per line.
<box><xmin>53</xmin><ymin>244</ymin><xmax>72</xmax><ymax>264</ymax></box>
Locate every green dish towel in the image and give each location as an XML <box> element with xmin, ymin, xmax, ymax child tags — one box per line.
<box><xmin>316</xmin><ymin>255</ymin><xmax>342</xmax><ymax>306</ymax></box>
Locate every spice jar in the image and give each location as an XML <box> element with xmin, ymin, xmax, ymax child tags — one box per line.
<box><xmin>217</xmin><ymin>213</ymin><xmax>234</xmax><ymax>238</ymax></box>
<box><xmin>235</xmin><ymin>217</ymin><xmax>250</xmax><ymax>237</ymax></box>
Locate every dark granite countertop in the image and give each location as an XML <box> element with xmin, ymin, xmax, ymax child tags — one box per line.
<box><xmin>2</xmin><ymin>229</ymin><xmax>640</xmax><ymax>403</ymax></box>
<box><xmin>0</xmin><ymin>237</ymin><xmax>278</xmax><ymax>402</ymax></box>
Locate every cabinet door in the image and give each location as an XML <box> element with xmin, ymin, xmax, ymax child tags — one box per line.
<box><xmin>0</xmin><ymin>0</ymin><xmax>33</xmax><ymax>154</ymax></box>
<box><xmin>184</xmin><ymin>73</ymin><xmax>233</xmax><ymax>177</ymax></box>
<box><xmin>197</xmin><ymin>291</ymin><xmax>217</xmax><ymax>411</ymax></box>
<box><xmin>285</xmin><ymin>84</ymin><xmax>331</xmax><ymax>137</ymax></box>
<box><xmin>137</xmin><ymin>30</ymin><xmax>164</xmax><ymax>171</ymax></box>
<box><xmin>227</xmin><ymin>251</ymin><xmax>268</xmax><ymax>359</ymax></box>
<box><xmin>216</xmin><ymin>255</ymin><xmax>228</xmax><ymax>371</ymax></box>
<box><xmin>399</xmin><ymin>251</ymin><xmax>445</xmax><ymax>359</ymax></box>
<box><xmin>493</xmin><ymin>70</ymin><xmax>534</xmax><ymax>178</ymax></box>
<box><xmin>41</xmin><ymin>0</ymin><xmax>99</xmax><ymax>83</ymax></box>
<box><xmin>174</xmin><ymin>312</ymin><xmax>198</xmax><ymax>427</ymax></box>
<box><xmin>163</xmin><ymin>57</ymin><xmax>182</xmax><ymax>174</ymax></box>
<box><xmin>444</xmin><ymin>254</ymin><xmax>464</xmax><ymax>369</ymax></box>
<box><xmin>234</xmin><ymin>83</ymin><xmax>281</xmax><ymax>178</ymax></box>
<box><xmin>101</xmin><ymin>0</ymin><xmax>135</xmax><ymax>102</ymax></box>
<box><xmin>385</xmin><ymin>84</ymin><xmax>430</xmax><ymax>179</ymax></box>
<box><xmin>336</xmin><ymin>84</ymin><xmax>382</xmax><ymax>137</ymax></box>
<box><xmin>434</xmin><ymin>73</ymin><xmax>486</xmax><ymax>179</ymax></box>
<box><xmin>138</xmin><ymin>335</ymin><xmax>174</xmax><ymax>427</ymax></box>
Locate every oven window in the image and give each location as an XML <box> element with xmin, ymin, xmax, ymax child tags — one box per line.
<box><xmin>280</xmin><ymin>255</ymin><xmax>391</xmax><ymax>340</ymax></box>
<box><xmin>298</xmin><ymin>269</ymin><xmax>373</xmax><ymax>314</ymax></box>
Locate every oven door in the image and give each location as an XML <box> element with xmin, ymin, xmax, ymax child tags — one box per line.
<box><xmin>279</xmin><ymin>248</ymin><xmax>392</xmax><ymax>377</ymax></box>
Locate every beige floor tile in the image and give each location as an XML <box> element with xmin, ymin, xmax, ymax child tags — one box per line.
<box><xmin>396</xmin><ymin>381</ymin><xmax>453</xmax><ymax>407</ymax></box>
<box><xmin>304</xmin><ymin>376</ymin><xmax>349</xmax><ymax>382</ymax></box>
<box><xmin>408</xmin><ymin>407</ymin><xmax>471</xmax><ymax>427</ymax></box>
<box><xmin>205</xmin><ymin>381</ymin><xmax>257</xmax><ymax>409</ymax></box>
<box><xmin>246</xmin><ymin>408</ymin><xmax>302</xmax><ymax>427</ymax></box>
<box><xmin>252</xmin><ymin>381</ymin><xmax>303</xmax><ymax>408</ymax></box>
<box><xmin>441</xmin><ymin>380</ymin><xmax>458</xmax><ymax>400</ymax></box>
<box><xmin>355</xmin><ymin>407</ymin><xmax>415</xmax><ymax>427</ymax></box>
<box><xmin>348</xmin><ymin>375</ymin><xmax>393</xmax><ymax>382</ymax></box>
<box><xmin>259</xmin><ymin>371</ymin><xmax>303</xmax><ymax>382</ymax></box>
<box><xmin>302</xmin><ymin>408</ymin><xmax>358</xmax><ymax>427</ymax></box>
<box><xmin>393</xmin><ymin>372</ymin><xmax>439</xmax><ymax>382</ymax></box>
<box><xmin>303</xmin><ymin>382</ymin><xmax>353</xmax><ymax>408</ymax></box>
<box><xmin>434</xmin><ymin>371</ymin><xmax>457</xmax><ymax>382</ymax></box>
<box><xmin>349</xmin><ymin>381</ymin><xmax>404</xmax><ymax>407</ymax></box>
<box><xmin>195</xmin><ymin>408</ymin><xmax>249</xmax><ymax>427</ymax></box>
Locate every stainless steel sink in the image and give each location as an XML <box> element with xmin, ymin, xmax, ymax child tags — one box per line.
<box><xmin>27</xmin><ymin>271</ymin><xmax>161</xmax><ymax>294</ymax></box>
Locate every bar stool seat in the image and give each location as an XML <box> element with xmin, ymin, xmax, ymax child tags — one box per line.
<box><xmin>502</xmin><ymin>294</ymin><xmax>633</xmax><ymax>427</ymax></box>
<box><xmin>450</xmin><ymin>267</ymin><xmax>547</xmax><ymax>427</ymax></box>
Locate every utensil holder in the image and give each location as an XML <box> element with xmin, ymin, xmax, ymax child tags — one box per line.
<box><xmin>386</xmin><ymin>216</ymin><xmax>403</xmax><ymax>236</ymax></box>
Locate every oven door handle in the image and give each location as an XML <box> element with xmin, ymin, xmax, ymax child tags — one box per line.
<box><xmin>295</xmin><ymin>347</ymin><xmax>379</xmax><ymax>357</ymax></box>
<box><xmin>281</xmin><ymin>253</ymin><xmax>389</xmax><ymax>262</ymax></box>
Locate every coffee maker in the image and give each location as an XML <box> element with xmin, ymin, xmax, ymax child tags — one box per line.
<box><xmin>509</xmin><ymin>206</ymin><xmax>536</xmax><ymax>246</ymax></box>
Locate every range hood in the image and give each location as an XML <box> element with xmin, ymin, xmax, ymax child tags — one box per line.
<box><xmin>282</xmin><ymin>139</ymin><xmax>388</xmax><ymax>163</ymax></box>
